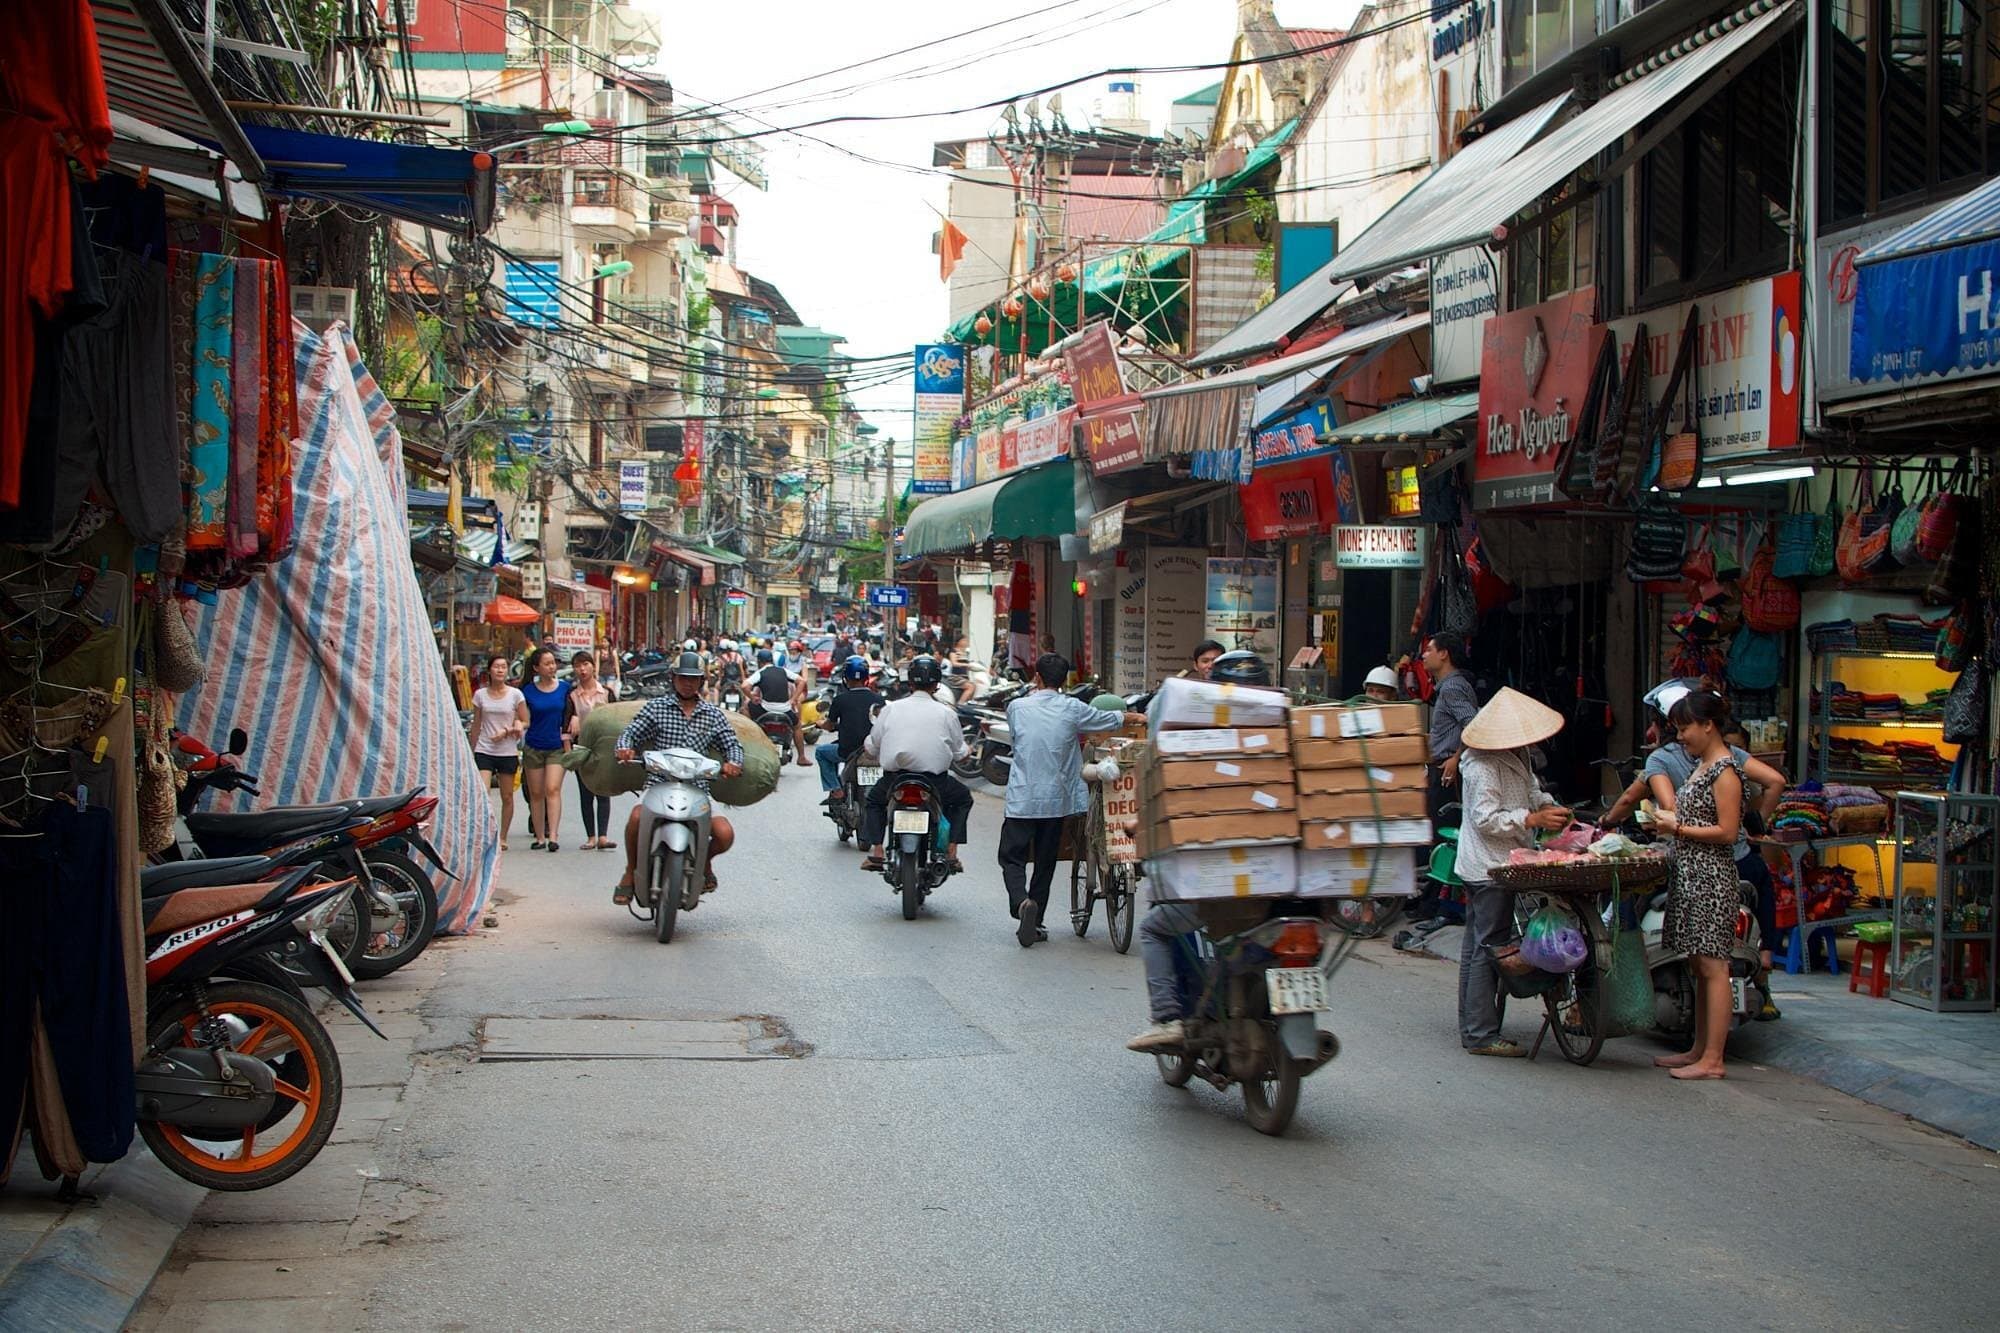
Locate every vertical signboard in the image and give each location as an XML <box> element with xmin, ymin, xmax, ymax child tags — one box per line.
<box><xmin>1431</xmin><ymin>247</ymin><xmax>1499</xmax><ymax>385</ymax></box>
<box><xmin>1144</xmin><ymin>548</ymin><xmax>1207</xmax><ymax>683</ymax></box>
<box><xmin>1112</xmin><ymin>556</ymin><xmax>1148</xmax><ymax>698</ymax></box>
<box><xmin>619</xmin><ymin>460</ymin><xmax>649</xmax><ymax>513</ymax></box>
<box><xmin>683</xmin><ymin>417</ymin><xmax>705</xmax><ymax>464</ymax></box>
<box><xmin>1062</xmin><ymin>321</ymin><xmax>1126</xmax><ymax>407</ymax></box>
<box><xmin>912</xmin><ymin>344</ymin><xmax>965</xmax><ymax>494</ymax></box>
<box><xmin>1204</xmin><ymin>556</ymin><xmax>1280</xmax><ymax>666</ymax></box>
<box><xmin>1474</xmin><ymin>286</ymin><xmax>1603</xmax><ymax>509</ymax></box>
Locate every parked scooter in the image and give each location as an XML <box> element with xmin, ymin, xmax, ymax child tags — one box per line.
<box><xmin>876</xmin><ymin>773</ymin><xmax>956</xmax><ymax>919</ymax></box>
<box><xmin>950</xmin><ymin>704</ymin><xmax>985</xmax><ymax>781</ymax></box>
<box><xmin>1151</xmin><ymin>906</ymin><xmax>1343</xmax><ymax>1136</ymax></box>
<box><xmin>137</xmin><ymin>865</ymin><xmax>378</xmax><ymax>1190</ymax></box>
<box><xmin>631</xmin><ymin>747</ymin><xmax>722</xmax><ymax>943</ymax></box>
<box><xmin>1642</xmin><ymin>879</ymin><xmax>1762</xmax><ymax>1040</ymax></box>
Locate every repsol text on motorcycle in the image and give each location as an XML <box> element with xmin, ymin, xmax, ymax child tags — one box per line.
<box><xmin>137</xmin><ymin>866</ymin><xmax>378</xmax><ymax>1191</ymax></box>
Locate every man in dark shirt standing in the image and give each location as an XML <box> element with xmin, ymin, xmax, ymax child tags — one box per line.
<box><xmin>817</xmin><ymin>655</ymin><xmax>885</xmax><ymax>799</ymax></box>
<box><xmin>1424</xmin><ymin>631</ymin><xmax>1479</xmax><ymax>789</ymax></box>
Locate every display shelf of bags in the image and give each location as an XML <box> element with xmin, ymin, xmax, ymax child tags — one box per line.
<box><xmin>1890</xmin><ymin>791</ymin><xmax>2000</xmax><ymax>1013</ymax></box>
<box><xmin>1806</xmin><ymin>645</ymin><xmax>1959</xmax><ymax>792</ymax></box>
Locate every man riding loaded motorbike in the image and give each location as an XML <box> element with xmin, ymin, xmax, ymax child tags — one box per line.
<box><xmin>858</xmin><ymin>655</ymin><xmax>973</xmax><ymax>875</ymax></box>
<box><xmin>611</xmin><ymin>651</ymin><xmax>744</xmax><ymax>904</ymax></box>
<box><xmin>750</xmin><ymin>646</ymin><xmax>810</xmax><ymax>766</ymax></box>
<box><xmin>817</xmin><ymin>654</ymin><xmax>884</xmax><ymax>801</ymax></box>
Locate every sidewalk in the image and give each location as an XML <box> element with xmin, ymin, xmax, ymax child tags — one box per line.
<box><xmin>1392</xmin><ymin>921</ymin><xmax>2000</xmax><ymax>1151</ymax></box>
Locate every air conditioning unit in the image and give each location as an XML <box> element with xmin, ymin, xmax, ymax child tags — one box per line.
<box><xmin>292</xmin><ymin>285</ymin><xmax>357</xmax><ymax>332</ymax></box>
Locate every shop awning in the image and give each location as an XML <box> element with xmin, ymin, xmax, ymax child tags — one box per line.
<box><xmin>92</xmin><ymin>0</ymin><xmax>264</xmax><ymax>182</ymax></box>
<box><xmin>107</xmin><ymin>112</ymin><xmax>265</xmax><ymax>218</ymax></box>
<box><xmin>458</xmin><ymin>530</ymin><xmax>537</xmax><ymax>566</ymax></box>
<box><xmin>678</xmin><ymin>542</ymin><xmax>746</xmax><ymax>567</ymax></box>
<box><xmin>233</xmin><ymin>125</ymin><xmax>496</xmax><ymax>236</ymax></box>
<box><xmin>1144</xmin><ymin>312</ymin><xmax>1427</xmax><ymax>459</ymax></box>
<box><xmin>1323</xmin><ymin>391</ymin><xmax>1480</xmax><ymax>445</ymax></box>
<box><xmin>904</xmin><ymin>460</ymin><xmax>1076</xmax><ymax>558</ymax></box>
<box><xmin>651</xmin><ymin>541</ymin><xmax>716</xmax><ymax>585</ymax></box>
<box><xmin>1331</xmin><ymin>0</ymin><xmax>1797</xmax><ymax>282</ymax></box>
<box><xmin>1190</xmin><ymin>266</ymin><xmax>1356</xmax><ymax>369</ymax></box>
<box><xmin>484</xmin><ymin>595</ymin><xmax>540</xmax><ymax>626</ymax></box>
<box><xmin>1856</xmin><ymin>174</ymin><xmax>2000</xmax><ymax>266</ymax></box>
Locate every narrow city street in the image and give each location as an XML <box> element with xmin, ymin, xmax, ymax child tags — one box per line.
<box><xmin>132</xmin><ymin>773</ymin><xmax>2000</xmax><ymax>1331</ymax></box>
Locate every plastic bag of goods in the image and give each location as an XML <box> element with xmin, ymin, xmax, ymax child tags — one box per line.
<box><xmin>560</xmin><ymin>703</ymin><xmax>780</xmax><ymax>807</ymax></box>
<box><xmin>1518</xmin><ymin>905</ymin><xmax>1590</xmax><ymax>973</ymax></box>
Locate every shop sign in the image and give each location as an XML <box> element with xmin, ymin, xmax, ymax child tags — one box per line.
<box><xmin>1475</xmin><ymin>286</ymin><xmax>1603</xmax><ymax>509</ymax></box>
<box><xmin>725</xmin><ymin>590</ymin><xmax>750</xmax><ymax>605</ymax></box>
<box><xmin>519</xmin><ymin>561</ymin><xmax>546</xmax><ymax>602</ymax></box>
<box><xmin>1386</xmin><ymin>464</ymin><xmax>1421</xmax><ymax>517</ymax></box>
<box><xmin>1145</xmin><ymin>548</ymin><xmax>1206</xmax><ymax>682</ymax></box>
<box><xmin>551</xmin><ymin>612</ymin><xmax>596</xmax><ymax>654</ymax></box>
<box><xmin>1063</xmin><ymin>321</ymin><xmax>1127</xmax><ymax>407</ymax></box>
<box><xmin>1251</xmin><ymin>399</ymin><xmax>1334</xmax><ymax>468</ymax></box>
<box><xmin>1079</xmin><ymin>397</ymin><xmax>1145</xmax><ymax>475</ymax></box>
<box><xmin>1014</xmin><ymin>407</ymin><xmax>1073</xmax><ymax>471</ymax></box>
<box><xmin>1605</xmin><ymin>272</ymin><xmax>1801</xmax><ymax>463</ymax></box>
<box><xmin>1431</xmin><ymin>245</ymin><xmax>1498</xmax><ymax>384</ymax></box>
<box><xmin>998</xmin><ymin>419</ymin><xmax>1020</xmax><ymax>474</ymax></box>
<box><xmin>1329</xmin><ymin>449</ymin><xmax>1363</xmax><ymax>524</ymax></box>
<box><xmin>913</xmin><ymin>344</ymin><xmax>965</xmax><ymax>495</ymax></box>
<box><xmin>1204</xmin><ymin>557</ymin><xmax>1279</xmax><ymax>666</ymax></box>
<box><xmin>1816</xmin><ymin>207</ymin><xmax>1959</xmax><ymax>405</ymax></box>
<box><xmin>1089</xmin><ymin>502</ymin><xmax>1126</xmax><ymax>554</ymax></box>
<box><xmin>1333</xmin><ymin>525</ymin><xmax>1427</xmax><ymax>569</ymax></box>
<box><xmin>953</xmin><ymin>434</ymin><xmax>976</xmax><ymax>491</ymax></box>
<box><xmin>974</xmin><ymin>426</ymin><xmax>1002</xmax><ymax>485</ymax></box>
<box><xmin>454</xmin><ymin>568</ymin><xmax>498</xmax><ymax>606</ymax></box>
<box><xmin>1430</xmin><ymin>1</ymin><xmax>1498</xmax><ymax>153</ymax></box>
<box><xmin>619</xmin><ymin>460</ymin><xmax>649</xmax><ymax>513</ymax></box>
<box><xmin>1852</xmin><ymin>239</ymin><xmax>2000</xmax><ymax>386</ymax></box>
<box><xmin>1112</xmin><ymin>560</ymin><xmax>1148</xmax><ymax>697</ymax></box>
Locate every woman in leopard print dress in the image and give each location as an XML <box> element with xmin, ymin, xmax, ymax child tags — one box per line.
<box><xmin>1652</xmin><ymin>690</ymin><xmax>1744</xmax><ymax>1081</ymax></box>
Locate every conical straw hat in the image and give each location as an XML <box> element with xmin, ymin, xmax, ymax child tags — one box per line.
<box><xmin>1460</xmin><ymin>686</ymin><xmax>1564</xmax><ymax>751</ymax></box>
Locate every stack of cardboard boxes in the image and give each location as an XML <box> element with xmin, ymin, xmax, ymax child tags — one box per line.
<box><xmin>1128</xmin><ymin>678</ymin><xmax>1425</xmax><ymax>901</ymax></box>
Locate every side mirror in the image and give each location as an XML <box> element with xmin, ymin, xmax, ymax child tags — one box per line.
<box><xmin>227</xmin><ymin>728</ymin><xmax>249</xmax><ymax>756</ymax></box>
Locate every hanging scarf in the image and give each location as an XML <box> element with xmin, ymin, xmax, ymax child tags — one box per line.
<box><xmin>228</xmin><ymin>257</ymin><xmax>263</xmax><ymax>559</ymax></box>
<box><xmin>185</xmin><ymin>253</ymin><xmax>232</xmax><ymax>551</ymax></box>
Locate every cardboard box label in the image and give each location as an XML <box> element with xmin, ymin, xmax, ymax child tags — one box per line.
<box><xmin>1145</xmin><ymin>844</ymin><xmax>1298</xmax><ymax>901</ymax></box>
<box><xmin>1296</xmin><ymin>847</ymin><xmax>1418</xmax><ymax>898</ymax></box>
<box><xmin>1251</xmin><ymin>790</ymin><xmax>1281</xmax><ymax>810</ymax></box>
<box><xmin>1301</xmin><ymin>818</ymin><xmax>1434</xmax><ymax>848</ymax></box>
<box><xmin>1143</xmin><ymin>755</ymin><xmax>1297</xmax><ymax>789</ymax></box>
<box><xmin>1293</xmin><ymin>703</ymin><xmax>1426</xmax><ymax>742</ymax></box>
<box><xmin>1153</xmin><ymin>727</ymin><xmax>1292</xmax><ymax>757</ymax></box>
<box><xmin>1146</xmin><ymin>785</ymin><xmax>1298</xmax><ymax>818</ymax></box>
<box><xmin>1153</xmin><ymin>676</ymin><xmax>1289</xmax><ymax>729</ymax></box>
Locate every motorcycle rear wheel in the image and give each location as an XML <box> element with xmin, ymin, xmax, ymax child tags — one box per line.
<box><xmin>351</xmin><ymin>851</ymin><xmax>438</xmax><ymax>980</ymax></box>
<box><xmin>899</xmin><ymin>856</ymin><xmax>922</xmax><ymax>920</ymax></box>
<box><xmin>1155</xmin><ymin>1050</ymin><xmax>1194</xmax><ymax>1087</ymax></box>
<box><xmin>1240</xmin><ymin>1042</ymin><xmax>1301</xmax><ymax>1136</ymax></box>
<box><xmin>979</xmin><ymin>753</ymin><xmax>1009</xmax><ymax>786</ymax></box>
<box><xmin>140</xmin><ymin>981</ymin><xmax>343</xmax><ymax>1192</ymax></box>
<box><xmin>654</xmin><ymin>847</ymin><xmax>683</xmax><ymax>943</ymax></box>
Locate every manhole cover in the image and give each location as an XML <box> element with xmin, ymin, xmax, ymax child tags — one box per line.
<box><xmin>477</xmin><ymin>1016</ymin><xmax>805</xmax><ymax>1062</ymax></box>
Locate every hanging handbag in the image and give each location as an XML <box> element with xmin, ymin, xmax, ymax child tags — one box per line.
<box><xmin>1774</xmin><ymin>488</ymin><xmax>1816</xmax><ymax>578</ymax></box>
<box><xmin>1713</xmin><ymin>518</ymin><xmax>1746</xmax><ymax>582</ymax></box>
<box><xmin>1937</xmin><ymin>602</ymin><xmax>1976</xmax><ymax>673</ymax></box>
<box><xmin>1809</xmin><ymin>484</ymin><xmax>1840</xmax><ymax>577</ymax></box>
<box><xmin>1927</xmin><ymin>503</ymin><xmax>1982</xmax><ymax>606</ymax></box>
<box><xmin>1651</xmin><ymin>308</ymin><xmax>1703</xmax><ymax>493</ymax></box>
<box><xmin>1916</xmin><ymin>457</ymin><xmax>1968</xmax><ymax>562</ymax></box>
<box><xmin>1681</xmin><ymin>522</ymin><xmax>1716</xmax><ymax>585</ymax></box>
<box><xmin>1890</xmin><ymin>462</ymin><xmax>1933</xmax><ymax>567</ymax></box>
<box><xmin>1437</xmin><ymin>525</ymin><xmax>1478</xmax><ymax>638</ymax></box>
<box><xmin>1837</xmin><ymin>471</ymin><xmax>1893</xmax><ymax>582</ymax></box>
<box><xmin>1740</xmin><ymin>536</ymin><xmax>1801</xmax><ymax>632</ymax></box>
<box><xmin>1943</xmin><ymin>655</ymin><xmax>1987</xmax><ymax>746</ymax></box>
<box><xmin>1625</xmin><ymin>504</ymin><xmax>1686</xmax><ymax>584</ymax></box>
<box><xmin>1727</xmin><ymin>627</ymin><xmax>1782</xmax><ymax>691</ymax></box>
<box><xmin>1868</xmin><ymin>472</ymin><xmax>1905</xmax><ymax>574</ymax></box>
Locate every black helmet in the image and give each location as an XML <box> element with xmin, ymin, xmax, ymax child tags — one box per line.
<box><xmin>1210</xmin><ymin>650</ymin><xmax>1271</xmax><ymax>687</ymax></box>
<box><xmin>841</xmin><ymin>654</ymin><xmax>870</xmax><ymax>683</ymax></box>
<box><xmin>756</xmin><ymin>648</ymin><xmax>774</xmax><ymax>665</ymax></box>
<box><xmin>906</xmin><ymin>655</ymin><xmax>943</xmax><ymax>688</ymax></box>
<box><xmin>672</xmin><ymin>651</ymin><xmax>706</xmax><ymax>678</ymax></box>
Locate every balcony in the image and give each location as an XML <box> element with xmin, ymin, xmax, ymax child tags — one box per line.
<box><xmin>571</xmin><ymin>319</ymin><xmax>651</xmax><ymax>389</ymax></box>
<box><xmin>571</xmin><ymin>175</ymin><xmax>639</xmax><ymax>242</ymax></box>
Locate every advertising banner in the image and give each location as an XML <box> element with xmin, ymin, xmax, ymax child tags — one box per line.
<box><xmin>1852</xmin><ymin>241</ymin><xmax>2000</xmax><ymax>385</ymax></box>
<box><xmin>1250</xmin><ymin>399</ymin><xmax>1334</xmax><ymax>469</ymax></box>
<box><xmin>1112</xmin><ymin>559</ymin><xmax>1148</xmax><ymax>698</ymax></box>
<box><xmin>551</xmin><ymin>612</ymin><xmax>597</xmax><ymax>654</ymax></box>
<box><xmin>1815</xmin><ymin>207</ymin><xmax>1960</xmax><ymax>405</ymax></box>
<box><xmin>953</xmin><ymin>434</ymin><xmax>976</xmax><ymax>491</ymax></box>
<box><xmin>1089</xmin><ymin>502</ymin><xmax>1126</xmax><ymax>555</ymax></box>
<box><xmin>619</xmin><ymin>460</ymin><xmax>649</xmax><ymax>513</ymax></box>
<box><xmin>1204</xmin><ymin>556</ymin><xmax>1279</xmax><ymax>664</ymax></box>
<box><xmin>683</xmin><ymin>416</ymin><xmax>705</xmax><ymax>463</ymax></box>
<box><xmin>1080</xmin><ymin>397</ymin><xmax>1145</xmax><ymax>475</ymax></box>
<box><xmin>1605</xmin><ymin>272</ymin><xmax>1801</xmax><ymax>462</ymax></box>
<box><xmin>1333</xmin><ymin>525</ymin><xmax>1427</xmax><ymax>569</ymax></box>
<box><xmin>1431</xmin><ymin>246</ymin><xmax>1498</xmax><ymax>384</ymax></box>
<box><xmin>975</xmin><ymin>426</ymin><xmax>1002</xmax><ymax>485</ymax></box>
<box><xmin>1063</xmin><ymin>321</ymin><xmax>1128</xmax><ymax>407</ymax></box>
<box><xmin>913</xmin><ymin>344</ymin><xmax>965</xmax><ymax>494</ymax></box>
<box><xmin>1475</xmin><ymin>287</ymin><xmax>1602</xmax><ymax>509</ymax></box>
<box><xmin>1014</xmin><ymin>407</ymin><xmax>1074</xmax><ymax>471</ymax></box>
<box><xmin>1145</xmin><ymin>548</ymin><xmax>1207</xmax><ymax>682</ymax></box>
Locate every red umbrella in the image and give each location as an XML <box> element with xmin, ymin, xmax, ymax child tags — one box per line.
<box><xmin>484</xmin><ymin>595</ymin><xmax>540</xmax><ymax>626</ymax></box>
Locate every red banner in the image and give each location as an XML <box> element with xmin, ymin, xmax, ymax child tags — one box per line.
<box><xmin>1080</xmin><ymin>396</ymin><xmax>1145</xmax><ymax>476</ymax></box>
<box><xmin>1063</xmin><ymin>322</ymin><xmax>1127</xmax><ymax>408</ymax></box>
<box><xmin>1474</xmin><ymin>287</ymin><xmax>1603</xmax><ymax>509</ymax></box>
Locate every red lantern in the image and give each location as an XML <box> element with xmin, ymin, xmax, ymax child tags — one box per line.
<box><xmin>974</xmin><ymin>313</ymin><xmax>993</xmax><ymax>337</ymax></box>
<box><xmin>1028</xmin><ymin>273</ymin><xmax>1052</xmax><ymax>301</ymax></box>
<box><xmin>1001</xmin><ymin>294</ymin><xmax>1024</xmax><ymax>319</ymax></box>
<box><xmin>1056</xmin><ymin>261</ymin><xmax>1077</xmax><ymax>283</ymax></box>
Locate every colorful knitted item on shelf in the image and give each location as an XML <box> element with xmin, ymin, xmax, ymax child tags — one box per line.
<box><xmin>1876</xmin><ymin>612</ymin><xmax>1944</xmax><ymax>653</ymax></box>
<box><xmin>1807</xmin><ymin>619</ymin><xmax>1859</xmax><ymax>652</ymax></box>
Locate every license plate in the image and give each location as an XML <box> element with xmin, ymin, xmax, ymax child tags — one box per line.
<box><xmin>311</xmin><ymin>930</ymin><xmax>356</xmax><ymax>986</ymax></box>
<box><xmin>858</xmin><ymin>766</ymin><xmax>882</xmax><ymax>786</ymax></box>
<box><xmin>1266</xmin><ymin>967</ymin><xmax>1328</xmax><ymax>1014</ymax></box>
<box><xmin>891</xmin><ymin>810</ymin><xmax>930</xmax><ymax>835</ymax></box>
<box><xmin>1731</xmin><ymin>978</ymin><xmax>1751</xmax><ymax>1015</ymax></box>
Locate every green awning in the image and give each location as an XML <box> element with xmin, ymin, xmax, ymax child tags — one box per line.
<box><xmin>904</xmin><ymin>460</ymin><xmax>1076</xmax><ymax>557</ymax></box>
<box><xmin>681</xmin><ymin>542</ymin><xmax>746</xmax><ymax>566</ymax></box>
<box><xmin>1322</xmin><ymin>392</ymin><xmax>1480</xmax><ymax>444</ymax></box>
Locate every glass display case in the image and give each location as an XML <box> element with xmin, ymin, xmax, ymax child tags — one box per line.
<box><xmin>1892</xmin><ymin>791</ymin><xmax>2000</xmax><ymax>1013</ymax></box>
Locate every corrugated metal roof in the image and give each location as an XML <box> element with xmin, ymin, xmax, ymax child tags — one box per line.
<box><xmin>1189</xmin><ymin>260</ymin><xmax>1354</xmax><ymax>368</ymax></box>
<box><xmin>1330</xmin><ymin>0</ymin><xmax>1796</xmax><ymax>281</ymax></box>
<box><xmin>1323</xmin><ymin>391</ymin><xmax>1480</xmax><ymax>443</ymax></box>
<box><xmin>91</xmin><ymin>0</ymin><xmax>263</xmax><ymax>182</ymax></box>
<box><xmin>1063</xmin><ymin>173</ymin><xmax>1168</xmax><ymax>242</ymax></box>
<box><xmin>1857</xmin><ymin>174</ymin><xmax>2000</xmax><ymax>266</ymax></box>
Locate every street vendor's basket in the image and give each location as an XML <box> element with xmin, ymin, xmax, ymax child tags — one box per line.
<box><xmin>1491</xmin><ymin>856</ymin><xmax>1671</xmax><ymax>894</ymax></box>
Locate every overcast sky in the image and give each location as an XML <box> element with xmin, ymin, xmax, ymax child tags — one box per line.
<box><xmin>636</xmin><ymin>0</ymin><xmax>1364</xmax><ymax>441</ymax></box>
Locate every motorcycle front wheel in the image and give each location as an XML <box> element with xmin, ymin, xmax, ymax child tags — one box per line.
<box><xmin>351</xmin><ymin>851</ymin><xmax>439</xmax><ymax>980</ymax></box>
<box><xmin>950</xmin><ymin>751</ymin><xmax>982</xmax><ymax>781</ymax></box>
<box><xmin>654</xmin><ymin>847</ymin><xmax>684</xmax><ymax>943</ymax></box>
<box><xmin>1240</xmin><ymin>1040</ymin><xmax>1301</xmax><ymax>1136</ymax></box>
<box><xmin>979</xmin><ymin>752</ymin><xmax>1009</xmax><ymax>786</ymax></box>
<box><xmin>140</xmin><ymin>980</ymin><xmax>343</xmax><ymax>1192</ymax></box>
<box><xmin>1106</xmin><ymin>865</ymin><xmax>1137</xmax><ymax>955</ymax></box>
<box><xmin>899</xmin><ymin>856</ymin><xmax>922</xmax><ymax>920</ymax></box>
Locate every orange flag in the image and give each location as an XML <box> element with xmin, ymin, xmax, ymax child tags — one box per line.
<box><xmin>938</xmin><ymin>218</ymin><xmax>968</xmax><ymax>281</ymax></box>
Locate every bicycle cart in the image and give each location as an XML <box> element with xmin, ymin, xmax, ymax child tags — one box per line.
<box><xmin>1490</xmin><ymin>855</ymin><xmax>1670</xmax><ymax>1066</ymax></box>
<box><xmin>1068</xmin><ymin>740</ymin><xmax>1143</xmax><ymax>952</ymax></box>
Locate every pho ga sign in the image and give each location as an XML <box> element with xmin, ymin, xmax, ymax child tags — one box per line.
<box><xmin>1474</xmin><ymin>287</ymin><xmax>1604</xmax><ymax>509</ymax></box>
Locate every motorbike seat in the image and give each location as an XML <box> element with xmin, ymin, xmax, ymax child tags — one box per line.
<box><xmin>336</xmin><ymin>790</ymin><xmax>422</xmax><ymax>819</ymax></box>
<box><xmin>185</xmin><ymin>804</ymin><xmax>360</xmax><ymax>846</ymax></box>
<box><xmin>142</xmin><ymin>878</ymin><xmax>297</xmax><ymax>936</ymax></box>
<box><xmin>142</xmin><ymin>855</ymin><xmax>277</xmax><ymax>898</ymax></box>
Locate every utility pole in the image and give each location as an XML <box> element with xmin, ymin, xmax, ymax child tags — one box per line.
<box><xmin>881</xmin><ymin>436</ymin><xmax>897</xmax><ymax>665</ymax></box>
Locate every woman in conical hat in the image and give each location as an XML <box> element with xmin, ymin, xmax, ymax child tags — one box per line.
<box><xmin>1453</xmin><ymin>688</ymin><xmax>1572</xmax><ymax>1058</ymax></box>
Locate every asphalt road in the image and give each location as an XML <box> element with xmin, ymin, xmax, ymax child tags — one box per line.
<box><xmin>356</xmin><ymin>766</ymin><xmax>2000</xmax><ymax>1331</ymax></box>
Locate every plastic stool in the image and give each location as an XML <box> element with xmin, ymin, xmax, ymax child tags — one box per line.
<box><xmin>1849</xmin><ymin>939</ymin><xmax>1891</xmax><ymax>997</ymax></box>
<box><xmin>1808</xmin><ymin>925</ymin><xmax>1841</xmax><ymax>975</ymax></box>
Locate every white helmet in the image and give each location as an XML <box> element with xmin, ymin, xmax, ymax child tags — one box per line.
<box><xmin>683</xmin><ymin>638</ymin><xmax>698</xmax><ymax>652</ymax></box>
<box><xmin>1365</xmin><ymin>666</ymin><xmax>1400</xmax><ymax>692</ymax></box>
<box><xmin>719</xmin><ymin>638</ymin><xmax>736</xmax><ymax>652</ymax></box>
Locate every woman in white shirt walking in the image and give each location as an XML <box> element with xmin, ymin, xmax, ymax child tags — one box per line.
<box><xmin>469</xmin><ymin>654</ymin><xmax>528</xmax><ymax>848</ymax></box>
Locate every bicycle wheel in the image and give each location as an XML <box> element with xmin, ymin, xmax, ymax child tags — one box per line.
<box><xmin>1069</xmin><ymin>854</ymin><xmax>1093</xmax><ymax>936</ymax></box>
<box><xmin>1544</xmin><ymin>954</ymin><xmax>1606</xmax><ymax>1066</ymax></box>
<box><xmin>1106</xmin><ymin>863</ymin><xmax>1137</xmax><ymax>954</ymax></box>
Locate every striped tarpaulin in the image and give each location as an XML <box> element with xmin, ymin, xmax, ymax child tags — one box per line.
<box><xmin>177</xmin><ymin>322</ymin><xmax>497</xmax><ymax>932</ymax></box>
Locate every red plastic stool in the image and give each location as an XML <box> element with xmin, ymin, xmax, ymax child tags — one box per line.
<box><xmin>1849</xmin><ymin>939</ymin><xmax>1891</xmax><ymax>998</ymax></box>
